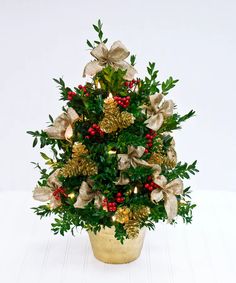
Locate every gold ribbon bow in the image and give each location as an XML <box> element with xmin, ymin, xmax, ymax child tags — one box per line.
<box><xmin>33</xmin><ymin>169</ymin><xmax>62</xmax><ymax>209</ymax></box>
<box><xmin>83</xmin><ymin>41</ymin><xmax>137</xmax><ymax>81</ymax></box>
<box><xmin>151</xmin><ymin>175</ymin><xmax>183</xmax><ymax>221</ymax></box>
<box><xmin>143</xmin><ymin>93</ymin><xmax>174</xmax><ymax>131</ymax></box>
<box><xmin>74</xmin><ymin>181</ymin><xmax>103</xmax><ymax>209</ymax></box>
<box><xmin>116</xmin><ymin>146</ymin><xmax>161</xmax><ymax>185</ymax></box>
<box><xmin>118</xmin><ymin>145</ymin><xmax>160</xmax><ymax>170</ymax></box>
<box><xmin>163</xmin><ymin>132</ymin><xmax>177</xmax><ymax>165</ymax></box>
<box><xmin>44</xmin><ymin>108</ymin><xmax>80</xmax><ymax>140</ymax></box>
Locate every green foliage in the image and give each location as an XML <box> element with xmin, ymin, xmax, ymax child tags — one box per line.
<box><xmin>87</xmin><ymin>19</ymin><xmax>108</xmax><ymax>48</ymax></box>
<box><xmin>164</xmin><ymin>160</ymin><xmax>199</xmax><ymax>181</ymax></box>
<box><xmin>159</xmin><ymin>110</ymin><xmax>195</xmax><ymax>133</ymax></box>
<box><xmin>162</xmin><ymin>76</ymin><xmax>179</xmax><ymax>95</ymax></box>
<box><xmin>94</xmin><ymin>66</ymin><xmax>127</xmax><ymax>95</ymax></box>
<box><xmin>130</xmin><ymin>54</ymin><xmax>136</xmax><ymax>66</ymax></box>
<box><xmin>141</xmin><ymin>62</ymin><xmax>160</xmax><ymax>95</ymax></box>
<box><xmin>177</xmin><ymin>202</ymin><xmax>196</xmax><ymax>224</ymax></box>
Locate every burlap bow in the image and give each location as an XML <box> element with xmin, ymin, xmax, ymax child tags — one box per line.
<box><xmin>151</xmin><ymin>175</ymin><xmax>183</xmax><ymax>221</ymax></box>
<box><xmin>74</xmin><ymin>181</ymin><xmax>103</xmax><ymax>209</ymax></box>
<box><xmin>118</xmin><ymin>146</ymin><xmax>155</xmax><ymax>170</ymax></box>
<box><xmin>163</xmin><ymin>132</ymin><xmax>177</xmax><ymax>165</ymax></box>
<box><xmin>116</xmin><ymin>146</ymin><xmax>161</xmax><ymax>185</ymax></box>
<box><xmin>33</xmin><ymin>169</ymin><xmax>63</xmax><ymax>209</ymax></box>
<box><xmin>44</xmin><ymin>108</ymin><xmax>80</xmax><ymax>140</ymax></box>
<box><xmin>143</xmin><ymin>93</ymin><xmax>174</xmax><ymax>131</ymax></box>
<box><xmin>83</xmin><ymin>41</ymin><xmax>137</xmax><ymax>81</ymax></box>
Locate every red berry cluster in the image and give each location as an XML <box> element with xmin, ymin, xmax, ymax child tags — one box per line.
<box><xmin>124</xmin><ymin>79</ymin><xmax>140</xmax><ymax>89</ymax></box>
<box><xmin>67</xmin><ymin>91</ymin><xmax>76</xmax><ymax>101</ymax></box>
<box><xmin>78</xmin><ymin>84</ymin><xmax>90</xmax><ymax>97</ymax></box>
<box><xmin>53</xmin><ymin>187</ymin><xmax>67</xmax><ymax>200</ymax></box>
<box><xmin>144</xmin><ymin>176</ymin><xmax>161</xmax><ymax>192</ymax></box>
<box><xmin>85</xmin><ymin>124</ymin><xmax>104</xmax><ymax>139</ymax></box>
<box><xmin>115</xmin><ymin>192</ymin><xmax>125</xmax><ymax>203</ymax></box>
<box><xmin>114</xmin><ymin>96</ymin><xmax>130</xmax><ymax>108</ymax></box>
<box><xmin>144</xmin><ymin>130</ymin><xmax>157</xmax><ymax>153</ymax></box>
<box><xmin>108</xmin><ymin>202</ymin><xmax>117</xmax><ymax>212</ymax></box>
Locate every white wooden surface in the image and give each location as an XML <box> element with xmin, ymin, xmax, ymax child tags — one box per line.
<box><xmin>0</xmin><ymin>190</ymin><xmax>235</xmax><ymax>283</ymax></box>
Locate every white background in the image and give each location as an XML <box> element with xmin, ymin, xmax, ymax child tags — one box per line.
<box><xmin>0</xmin><ymin>0</ymin><xmax>236</xmax><ymax>192</ymax></box>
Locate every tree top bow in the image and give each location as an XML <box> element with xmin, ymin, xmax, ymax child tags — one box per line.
<box><xmin>83</xmin><ymin>41</ymin><xmax>137</xmax><ymax>81</ymax></box>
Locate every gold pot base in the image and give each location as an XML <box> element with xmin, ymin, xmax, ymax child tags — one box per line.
<box><xmin>88</xmin><ymin>227</ymin><xmax>146</xmax><ymax>264</ymax></box>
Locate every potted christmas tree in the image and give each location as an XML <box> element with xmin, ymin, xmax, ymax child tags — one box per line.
<box><xmin>28</xmin><ymin>20</ymin><xmax>198</xmax><ymax>264</ymax></box>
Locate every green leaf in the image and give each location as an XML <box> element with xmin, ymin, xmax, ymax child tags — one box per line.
<box><xmin>33</xmin><ymin>137</ymin><xmax>38</xmax><ymax>147</ymax></box>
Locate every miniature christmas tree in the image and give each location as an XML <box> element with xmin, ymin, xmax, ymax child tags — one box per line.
<box><xmin>28</xmin><ymin>20</ymin><xmax>198</xmax><ymax>243</ymax></box>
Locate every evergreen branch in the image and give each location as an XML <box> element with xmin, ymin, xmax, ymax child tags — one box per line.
<box><xmin>162</xmin><ymin>76</ymin><xmax>179</xmax><ymax>95</ymax></box>
<box><xmin>87</xmin><ymin>19</ymin><xmax>108</xmax><ymax>48</ymax></box>
<box><xmin>159</xmin><ymin>110</ymin><xmax>195</xmax><ymax>133</ymax></box>
<box><xmin>164</xmin><ymin>160</ymin><xmax>199</xmax><ymax>181</ymax></box>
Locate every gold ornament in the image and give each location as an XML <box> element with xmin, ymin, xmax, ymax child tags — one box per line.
<box><xmin>60</xmin><ymin>143</ymin><xmax>98</xmax><ymax>177</ymax></box>
<box><xmin>131</xmin><ymin>206</ymin><xmax>150</xmax><ymax>221</ymax></box>
<box><xmin>124</xmin><ymin>220</ymin><xmax>140</xmax><ymax>239</ymax></box>
<box><xmin>114</xmin><ymin>205</ymin><xmax>150</xmax><ymax>239</ymax></box>
<box><xmin>114</xmin><ymin>207</ymin><xmax>131</xmax><ymax>224</ymax></box>
<box><xmin>148</xmin><ymin>134</ymin><xmax>177</xmax><ymax>168</ymax></box>
<box><xmin>99</xmin><ymin>97</ymin><xmax>135</xmax><ymax>133</ymax></box>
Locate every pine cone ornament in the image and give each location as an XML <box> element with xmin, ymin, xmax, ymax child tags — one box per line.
<box><xmin>60</xmin><ymin>143</ymin><xmax>98</xmax><ymax>177</ymax></box>
<box><xmin>124</xmin><ymin>220</ymin><xmax>140</xmax><ymax>239</ymax></box>
<box><xmin>99</xmin><ymin>97</ymin><xmax>135</xmax><ymax>133</ymax></box>
<box><xmin>132</xmin><ymin>206</ymin><xmax>150</xmax><ymax>221</ymax></box>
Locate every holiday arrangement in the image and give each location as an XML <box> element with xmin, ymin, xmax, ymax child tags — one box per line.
<box><xmin>28</xmin><ymin>20</ymin><xmax>198</xmax><ymax>246</ymax></box>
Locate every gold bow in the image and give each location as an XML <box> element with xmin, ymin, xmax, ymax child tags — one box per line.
<box><xmin>163</xmin><ymin>132</ymin><xmax>177</xmax><ymax>165</ymax></box>
<box><xmin>116</xmin><ymin>146</ymin><xmax>161</xmax><ymax>185</ymax></box>
<box><xmin>33</xmin><ymin>169</ymin><xmax>62</xmax><ymax>209</ymax></box>
<box><xmin>74</xmin><ymin>181</ymin><xmax>103</xmax><ymax>209</ymax></box>
<box><xmin>44</xmin><ymin>108</ymin><xmax>80</xmax><ymax>140</ymax></box>
<box><xmin>143</xmin><ymin>93</ymin><xmax>174</xmax><ymax>131</ymax></box>
<box><xmin>118</xmin><ymin>145</ymin><xmax>160</xmax><ymax>170</ymax></box>
<box><xmin>151</xmin><ymin>175</ymin><xmax>183</xmax><ymax>221</ymax></box>
<box><xmin>83</xmin><ymin>41</ymin><xmax>137</xmax><ymax>81</ymax></box>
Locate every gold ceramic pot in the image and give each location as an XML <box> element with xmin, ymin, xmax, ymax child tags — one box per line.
<box><xmin>88</xmin><ymin>226</ymin><xmax>146</xmax><ymax>264</ymax></box>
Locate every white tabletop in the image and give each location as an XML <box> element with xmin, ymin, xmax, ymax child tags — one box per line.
<box><xmin>0</xmin><ymin>190</ymin><xmax>235</xmax><ymax>283</ymax></box>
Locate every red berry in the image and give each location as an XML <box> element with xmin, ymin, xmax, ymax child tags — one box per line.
<box><xmin>90</xmin><ymin>130</ymin><xmax>95</xmax><ymax>135</ymax></box>
<box><xmin>116</xmin><ymin>192</ymin><xmax>122</xmax><ymax>197</ymax></box>
<box><xmin>147</xmin><ymin>176</ymin><xmax>152</xmax><ymax>181</ymax></box>
<box><xmin>148</xmin><ymin>139</ymin><xmax>153</xmax><ymax>143</ymax></box>
<box><xmin>116</xmin><ymin>197</ymin><xmax>122</xmax><ymax>203</ymax></box>
<box><xmin>120</xmin><ymin>197</ymin><xmax>125</xmax><ymax>202</ymax></box>
<box><xmin>78</xmin><ymin>85</ymin><xmax>83</xmax><ymax>89</ymax></box>
<box><xmin>124</xmin><ymin>81</ymin><xmax>129</xmax><ymax>87</ymax></box>
<box><xmin>144</xmin><ymin>184</ymin><xmax>149</xmax><ymax>189</ymax></box>
<box><xmin>85</xmin><ymin>93</ymin><xmax>90</xmax><ymax>97</ymax></box>
<box><xmin>85</xmin><ymin>135</ymin><xmax>90</xmax><ymax>139</ymax></box>
<box><xmin>148</xmin><ymin>186</ymin><xmax>154</xmax><ymax>191</ymax></box>
<box><xmin>144</xmin><ymin>149</ymin><xmax>149</xmax><ymax>153</ymax></box>
<box><xmin>147</xmin><ymin>143</ymin><xmax>153</xmax><ymax>147</ymax></box>
<box><xmin>145</xmin><ymin>134</ymin><xmax>151</xmax><ymax>139</ymax></box>
<box><xmin>92</xmin><ymin>124</ymin><xmax>97</xmax><ymax>129</ymax></box>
